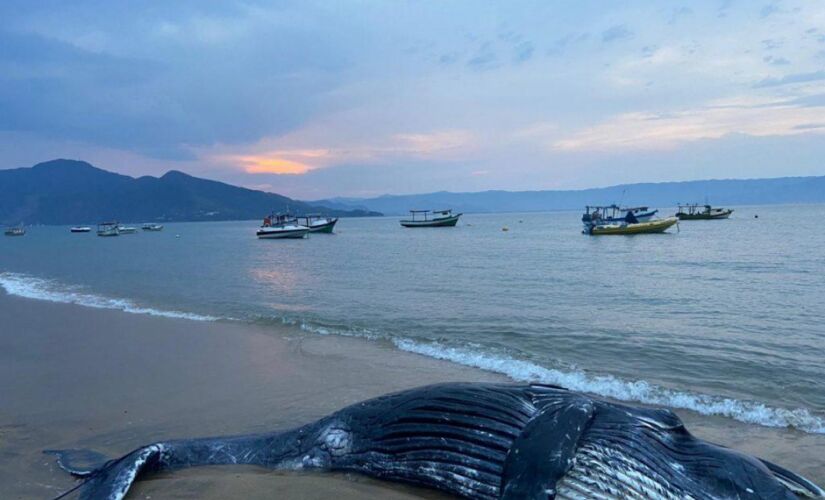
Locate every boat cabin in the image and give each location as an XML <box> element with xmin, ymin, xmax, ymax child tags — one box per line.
<box><xmin>262</xmin><ymin>213</ymin><xmax>294</xmax><ymax>227</ymax></box>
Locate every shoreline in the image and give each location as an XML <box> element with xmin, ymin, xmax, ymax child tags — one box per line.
<box><xmin>1</xmin><ymin>291</ymin><xmax>823</xmax><ymax>498</ymax></box>
<box><xmin>3</xmin><ymin>269</ymin><xmax>822</xmax><ymax>435</ymax></box>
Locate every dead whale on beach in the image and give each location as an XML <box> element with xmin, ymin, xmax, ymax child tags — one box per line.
<box><xmin>49</xmin><ymin>383</ymin><xmax>823</xmax><ymax>500</ymax></box>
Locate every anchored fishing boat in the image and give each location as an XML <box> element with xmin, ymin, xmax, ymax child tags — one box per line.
<box><xmin>257</xmin><ymin>214</ymin><xmax>309</xmax><ymax>239</ymax></box>
<box><xmin>400</xmin><ymin>209</ymin><xmax>462</xmax><ymax>228</ymax></box>
<box><xmin>97</xmin><ymin>222</ymin><xmax>120</xmax><ymax>237</ymax></box>
<box><xmin>676</xmin><ymin>204</ymin><xmax>733</xmax><ymax>220</ymax></box>
<box><xmin>298</xmin><ymin>214</ymin><xmax>338</xmax><ymax>233</ymax></box>
<box><xmin>142</xmin><ymin>223</ymin><xmax>164</xmax><ymax>231</ymax></box>
<box><xmin>70</xmin><ymin>226</ymin><xmax>92</xmax><ymax>233</ymax></box>
<box><xmin>581</xmin><ymin>205</ymin><xmax>658</xmax><ymax>227</ymax></box>
<box><xmin>587</xmin><ymin>217</ymin><xmax>679</xmax><ymax>235</ymax></box>
<box><xmin>4</xmin><ymin>224</ymin><xmax>25</xmax><ymax>236</ymax></box>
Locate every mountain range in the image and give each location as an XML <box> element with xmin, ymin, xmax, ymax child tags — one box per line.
<box><xmin>0</xmin><ymin>159</ymin><xmax>380</xmax><ymax>225</ymax></box>
<box><xmin>312</xmin><ymin>176</ymin><xmax>825</xmax><ymax>215</ymax></box>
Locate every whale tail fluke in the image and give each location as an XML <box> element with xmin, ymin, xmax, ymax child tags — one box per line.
<box><xmin>49</xmin><ymin>444</ymin><xmax>166</xmax><ymax>500</ymax></box>
<box><xmin>45</xmin><ymin>448</ymin><xmax>113</xmax><ymax>477</ymax></box>
<box><xmin>47</xmin><ymin>430</ymin><xmax>313</xmax><ymax>500</ymax></box>
<box><xmin>760</xmin><ymin>459</ymin><xmax>825</xmax><ymax>498</ymax></box>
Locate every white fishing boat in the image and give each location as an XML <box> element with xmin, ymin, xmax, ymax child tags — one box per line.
<box><xmin>117</xmin><ymin>225</ymin><xmax>138</xmax><ymax>234</ymax></box>
<box><xmin>256</xmin><ymin>214</ymin><xmax>309</xmax><ymax>239</ymax></box>
<box><xmin>97</xmin><ymin>222</ymin><xmax>120</xmax><ymax>237</ymax></box>
<box><xmin>70</xmin><ymin>226</ymin><xmax>92</xmax><ymax>233</ymax></box>
<box><xmin>142</xmin><ymin>223</ymin><xmax>164</xmax><ymax>231</ymax></box>
<box><xmin>4</xmin><ymin>224</ymin><xmax>25</xmax><ymax>236</ymax></box>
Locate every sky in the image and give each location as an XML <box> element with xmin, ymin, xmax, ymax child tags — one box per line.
<box><xmin>1</xmin><ymin>0</ymin><xmax>824</xmax><ymax>200</ymax></box>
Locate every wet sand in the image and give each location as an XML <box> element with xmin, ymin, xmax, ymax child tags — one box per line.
<box><xmin>1</xmin><ymin>292</ymin><xmax>823</xmax><ymax>499</ymax></box>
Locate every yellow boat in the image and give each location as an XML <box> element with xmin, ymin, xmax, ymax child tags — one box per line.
<box><xmin>587</xmin><ymin>216</ymin><xmax>678</xmax><ymax>235</ymax></box>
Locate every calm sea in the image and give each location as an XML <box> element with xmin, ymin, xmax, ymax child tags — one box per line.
<box><xmin>2</xmin><ymin>205</ymin><xmax>824</xmax><ymax>433</ymax></box>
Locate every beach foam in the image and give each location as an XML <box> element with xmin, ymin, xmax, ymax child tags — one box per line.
<box><xmin>0</xmin><ymin>272</ymin><xmax>218</xmax><ymax>322</ymax></box>
<box><xmin>393</xmin><ymin>339</ymin><xmax>825</xmax><ymax>435</ymax></box>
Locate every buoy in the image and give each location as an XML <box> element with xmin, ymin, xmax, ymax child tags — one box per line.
<box><xmin>754</xmin><ymin>214</ymin><xmax>758</xmax><ymax>219</ymax></box>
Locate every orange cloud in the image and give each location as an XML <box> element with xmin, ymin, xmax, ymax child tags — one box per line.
<box><xmin>236</xmin><ymin>155</ymin><xmax>313</xmax><ymax>175</ymax></box>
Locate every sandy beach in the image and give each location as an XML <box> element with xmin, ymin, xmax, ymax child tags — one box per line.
<box><xmin>1</xmin><ymin>291</ymin><xmax>823</xmax><ymax>499</ymax></box>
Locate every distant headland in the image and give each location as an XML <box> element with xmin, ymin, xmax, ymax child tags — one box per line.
<box><xmin>312</xmin><ymin>175</ymin><xmax>825</xmax><ymax>215</ymax></box>
<box><xmin>0</xmin><ymin>159</ymin><xmax>381</xmax><ymax>225</ymax></box>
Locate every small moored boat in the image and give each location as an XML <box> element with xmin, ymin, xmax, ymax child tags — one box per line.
<box><xmin>400</xmin><ymin>209</ymin><xmax>462</xmax><ymax>228</ymax></box>
<box><xmin>70</xmin><ymin>226</ymin><xmax>92</xmax><ymax>233</ymax></box>
<box><xmin>582</xmin><ymin>205</ymin><xmax>659</xmax><ymax>227</ymax></box>
<box><xmin>97</xmin><ymin>222</ymin><xmax>120</xmax><ymax>237</ymax></box>
<box><xmin>299</xmin><ymin>214</ymin><xmax>338</xmax><ymax>233</ymax></box>
<box><xmin>142</xmin><ymin>223</ymin><xmax>164</xmax><ymax>231</ymax></box>
<box><xmin>676</xmin><ymin>204</ymin><xmax>733</xmax><ymax>220</ymax></box>
<box><xmin>257</xmin><ymin>214</ymin><xmax>309</xmax><ymax>239</ymax></box>
<box><xmin>587</xmin><ymin>217</ymin><xmax>679</xmax><ymax>235</ymax></box>
<box><xmin>118</xmin><ymin>225</ymin><xmax>138</xmax><ymax>234</ymax></box>
<box><xmin>4</xmin><ymin>224</ymin><xmax>25</xmax><ymax>236</ymax></box>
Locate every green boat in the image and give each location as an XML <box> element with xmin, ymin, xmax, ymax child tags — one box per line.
<box><xmin>299</xmin><ymin>214</ymin><xmax>338</xmax><ymax>233</ymax></box>
<box><xmin>400</xmin><ymin>209</ymin><xmax>462</xmax><ymax>228</ymax></box>
<box><xmin>676</xmin><ymin>204</ymin><xmax>733</xmax><ymax>220</ymax></box>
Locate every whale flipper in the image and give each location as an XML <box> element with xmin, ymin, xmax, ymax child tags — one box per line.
<box><xmin>44</xmin><ymin>449</ymin><xmax>112</xmax><ymax>477</ymax></box>
<box><xmin>501</xmin><ymin>399</ymin><xmax>595</xmax><ymax>499</ymax></box>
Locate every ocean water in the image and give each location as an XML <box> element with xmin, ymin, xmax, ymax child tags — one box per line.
<box><xmin>2</xmin><ymin>205</ymin><xmax>824</xmax><ymax>433</ymax></box>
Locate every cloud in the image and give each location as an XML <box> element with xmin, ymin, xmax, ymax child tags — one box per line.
<box><xmin>513</xmin><ymin>41</ymin><xmax>534</xmax><ymax>63</ymax></box>
<box><xmin>601</xmin><ymin>25</ymin><xmax>633</xmax><ymax>43</ymax></box>
<box><xmin>202</xmin><ymin>129</ymin><xmax>477</xmax><ymax>179</ymax></box>
<box><xmin>0</xmin><ymin>3</ymin><xmax>356</xmax><ymax>159</ymax></box>
<box><xmin>760</xmin><ymin>3</ymin><xmax>779</xmax><ymax>18</ymax></box>
<box><xmin>668</xmin><ymin>6</ymin><xmax>693</xmax><ymax>24</ymax></box>
<box><xmin>763</xmin><ymin>55</ymin><xmax>790</xmax><ymax>65</ymax></box>
<box><xmin>552</xmin><ymin>99</ymin><xmax>825</xmax><ymax>152</ymax></box>
<box><xmin>467</xmin><ymin>41</ymin><xmax>498</xmax><ymax>70</ymax></box>
<box><xmin>754</xmin><ymin>71</ymin><xmax>825</xmax><ymax>88</ymax></box>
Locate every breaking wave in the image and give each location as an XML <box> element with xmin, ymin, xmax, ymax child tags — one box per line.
<box><xmin>393</xmin><ymin>339</ymin><xmax>825</xmax><ymax>435</ymax></box>
<box><xmin>0</xmin><ymin>272</ymin><xmax>218</xmax><ymax>322</ymax></box>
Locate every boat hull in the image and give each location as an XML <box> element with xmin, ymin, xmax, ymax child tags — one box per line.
<box><xmin>256</xmin><ymin>227</ymin><xmax>309</xmax><ymax>239</ymax></box>
<box><xmin>308</xmin><ymin>218</ymin><xmax>338</xmax><ymax>233</ymax></box>
<box><xmin>676</xmin><ymin>210</ymin><xmax>733</xmax><ymax>220</ymax></box>
<box><xmin>4</xmin><ymin>230</ymin><xmax>25</xmax><ymax>236</ymax></box>
<box><xmin>97</xmin><ymin>231</ymin><xmax>120</xmax><ymax>237</ymax></box>
<box><xmin>400</xmin><ymin>214</ymin><xmax>462</xmax><ymax>227</ymax></box>
<box><xmin>588</xmin><ymin>217</ymin><xmax>678</xmax><ymax>235</ymax></box>
<box><xmin>70</xmin><ymin>227</ymin><xmax>91</xmax><ymax>233</ymax></box>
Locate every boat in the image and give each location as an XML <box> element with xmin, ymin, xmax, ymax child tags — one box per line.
<box><xmin>400</xmin><ymin>209</ymin><xmax>462</xmax><ymax>228</ymax></box>
<box><xmin>4</xmin><ymin>224</ymin><xmax>25</xmax><ymax>236</ymax></box>
<box><xmin>142</xmin><ymin>223</ymin><xmax>164</xmax><ymax>231</ymax></box>
<box><xmin>97</xmin><ymin>222</ymin><xmax>120</xmax><ymax>237</ymax></box>
<box><xmin>256</xmin><ymin>214</ymin><xmax>309</xmax><ymax>239</ymax></box>
<box><xmin>117</xmin><ymin>225</ymin><xmax>138</xmax><ymax>234</ymax></box>
<box><xmin>676</xmin><ymin>204</ymin><xmax>733</xmax><ymax>220</ymax></box>
<box><xmin>581</xmin><ymin>205</ymin><xmax>659</xmax><ymax>226</ymax></box>
<box><xmin>298</xmin><ymin>214</ymin><xmax>338</xmax><ymax>233</ymax></box>
<box><xmin>70</xmin><ymin>226</ymin><xmax>92</xmax><ymax>233</ymax></box>
<box><xmin>586</xmin><ymin>216</ymin><xmax>679</xmax><ymax>235</ymax></box>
